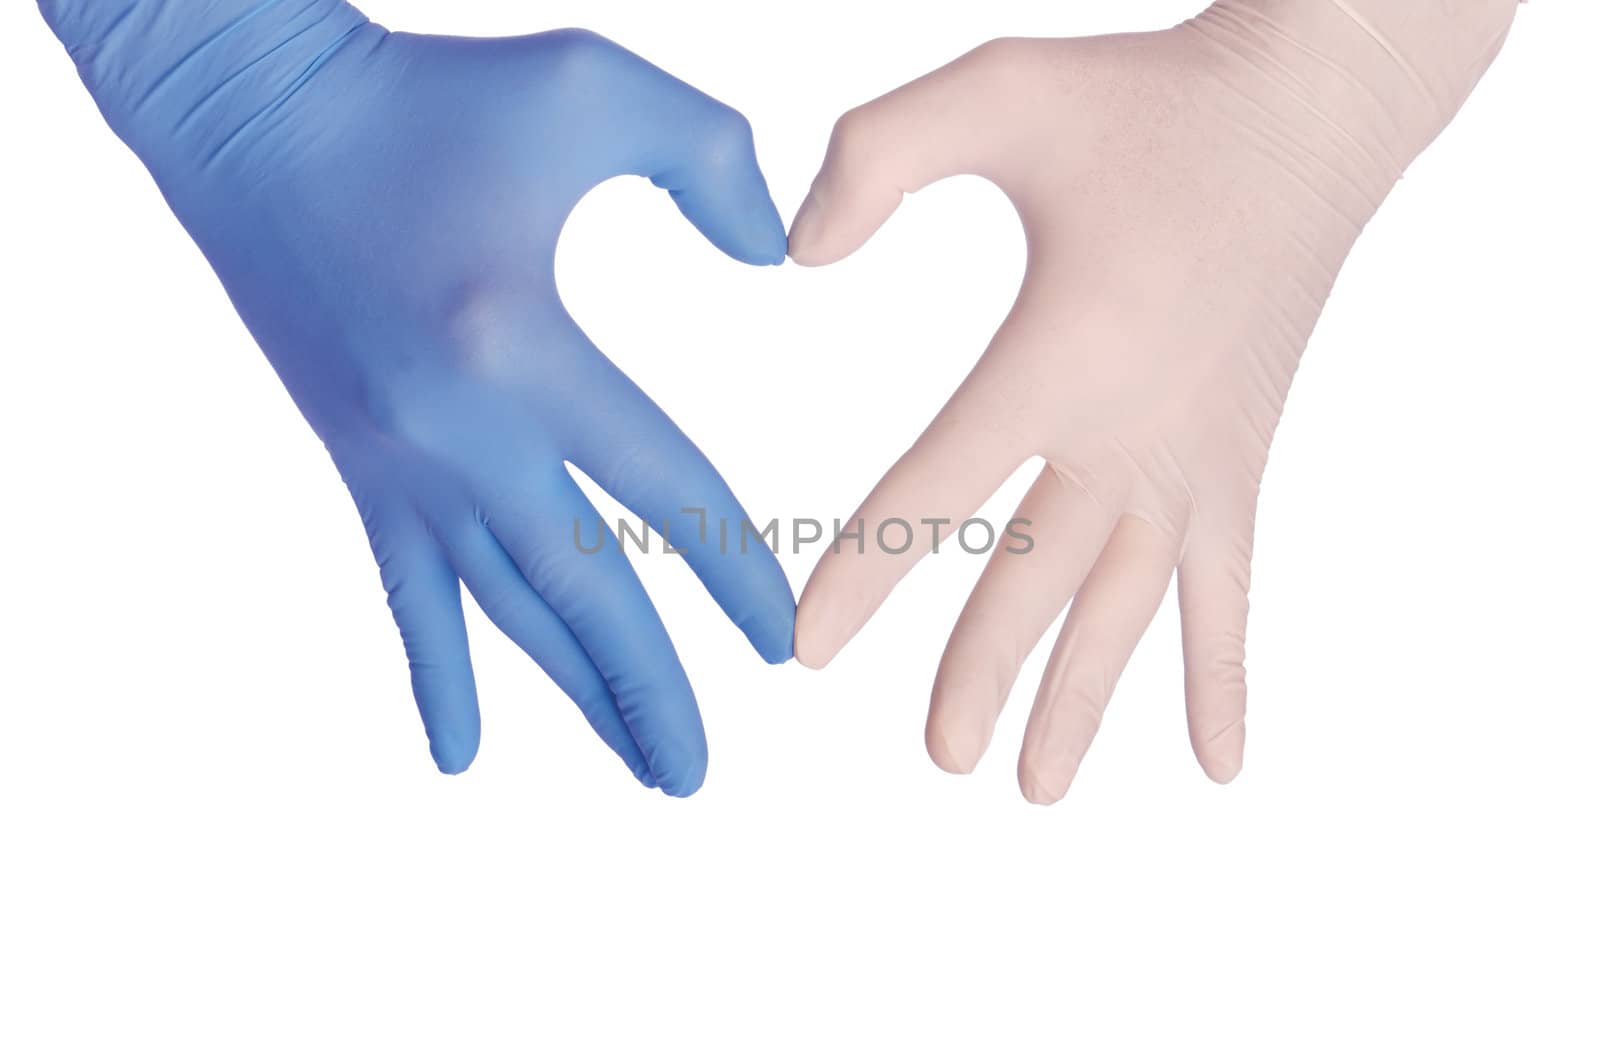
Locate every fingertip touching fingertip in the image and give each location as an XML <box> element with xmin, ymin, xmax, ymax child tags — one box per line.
<box><xmin>785</xmin><ymin>237</ymin><xmax>848</xmax><ymax>269</ymax></box>
<box><xmin>675</xmin><ymin>155</ymin><xmax>787</xmax><ymax>267</ymax></box>
<box><xmin>791</xmin><ymin>636</ymin><xmax>836</xmax><ymax>671</ymax></box>
<box><xmin>743</xmin><ymin>609</ymin><xmax>796</xmax><ymax>665</ymax></box>
<box><xmin>754</xmin><ymin>219</ymin><xmax>789</xmax><ymax>266</ymax></box>
<box><xmin>713</xmin><ymin>225</ymin><xmax>786</xmax><ymax>267</ymax></box>
<box><xmin>785</xmin><ymin>215</ymin><xmax>830</xmax><ymax>268</ymax></box>
<box><xmin>748</xmin><ymin>203</ymin><xmax>789</xmax><ymax>266</ymax></box>
<box><xmin>792</xmin><ymin>607</ymin><xmax>847</xmax><ymax>669</ymax></box>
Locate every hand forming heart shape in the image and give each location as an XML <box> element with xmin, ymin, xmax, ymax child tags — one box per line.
<box><xmin>39</xmin><ymin>0</ymin><xmax>1523</xmax><ymax>800</ymax></box>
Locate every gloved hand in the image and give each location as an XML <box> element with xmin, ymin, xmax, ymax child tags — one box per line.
<box><xmin>789</xmin><ymin>0</ymin><xmax>1521</xmax><ymax>802</ymax></box>
<box><xmin>40</xmin><ymin>0</ymin><xmax>795</xmax><ymax>795</ymax></box>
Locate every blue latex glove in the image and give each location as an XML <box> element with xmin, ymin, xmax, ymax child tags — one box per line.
<box><xmin>40</xmin><ymin>0</ymin><xmax>795</xmax><ymax>795</ymax></box>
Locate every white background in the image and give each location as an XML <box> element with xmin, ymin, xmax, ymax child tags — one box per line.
<box><xmin>2</xmin><ymin>1</ymin><xmax>1596</xmax><ymax>1059</ymax></box>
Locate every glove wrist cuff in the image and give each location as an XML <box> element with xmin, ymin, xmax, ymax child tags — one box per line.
<box><xmin>43</xmin><ymin>0</ymin><xmax>374</xmax><ymax>170</ymax></box>
<box><xmin>1188</xmin><ymin>0</ymin><xmax>1520</xmax><ymax>178</ymax></box>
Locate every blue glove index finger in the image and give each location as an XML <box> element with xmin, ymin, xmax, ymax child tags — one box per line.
<box><xmin>556</xmin><ymin>322</ymin><xmax>796</xmax><ymax>666</ymax></box>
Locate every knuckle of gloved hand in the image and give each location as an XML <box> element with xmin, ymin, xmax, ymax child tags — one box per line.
<box><xmin>438</xmin><ymin>284</ymin><xmax>539</xmax><ymax>383</ymax></box>
<box><xmin>694</xmin><ymin>106</ymin><xmax>757</xmax><ymax>171</ymax></box>
<box><xmin>828</xmin><ymin>106</ymin><xmax>882</xmax><ymax>174</ymax></box>
<box><xmin>971</xmin><ymin>36</ymin><xmax>1031</xmax><ymax>71</ymax></box>
<box><xmin>970</xmin><ymin>36</ymin><xmax>1050</xmax><ymax>93</ymax></box>
<box><xmin>355</xmin><ymin>364</ymin><xmax>459</xmax><ymax>456</ymax></box>
<box><xmin>538</xmin><ymin>27</ymin><xmax>618</xmax><ymax>87</ymax></box>
<box><xmin>603</xmin><ymin>442</ymin><xmax>664</xmax><ymax>501</ymax></box>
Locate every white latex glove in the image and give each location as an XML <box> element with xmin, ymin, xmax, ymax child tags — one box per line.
<box><xmin>789</xmin><ymin>0</ymin><xmax>1523</xmax><ymax>803</ymax></box>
